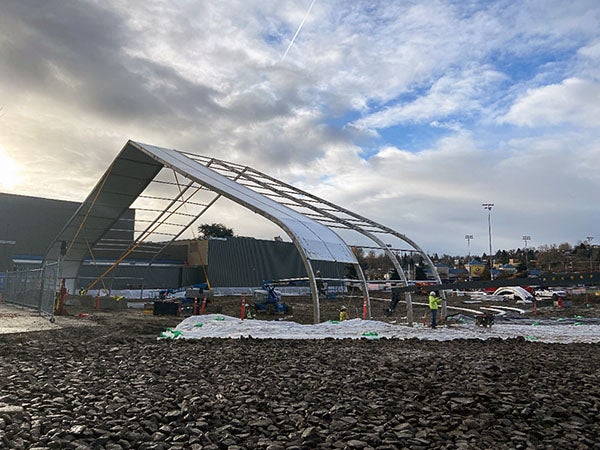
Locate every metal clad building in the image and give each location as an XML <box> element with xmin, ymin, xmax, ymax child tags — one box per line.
<box><xmin>0</xmin><ymin>193</ymin><xmax>133</xmax><ymax>271</ymax></box>
<box><xmin>1</xmin><ymin>193</ymin><xmax>343</xmax><ymax>292</ymax></box>
<box><xmin>199</xmin><ymin>236</ymin><xmax>345</xmax><ymax>287</ymax></box>
<box><xmin>205</xmin><ymin>237</ymin><xmax>306</xmax><ymax>287</ymax></box>
<box><xmin>0</xmin><ymin>193</ymin><xmax>195</xmax><ymax>290</ymax></box>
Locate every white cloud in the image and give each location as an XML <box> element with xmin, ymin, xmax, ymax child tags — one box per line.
<box><xmin>578</xmin><ymin>39</ymin><xmax>600</xmax><ymax>61</ymax></box>
<box><xmin>283</xmin><ymin>129</ymin><xmax>600</xmax><ymax>254</ymax></box>
<box><xmin>500</xmin><ymin>78</ymin><xmax>600</xmax><ymax>127</ymax></box>
<box><xmin>575</xmin><ymin>39</ymin><xmax>600</xmax><ymax>80</ymax></box>
<box><xmin>353</xmin><ymin>66</ymin><xmax>506</xmax><ymax>130</ymax></box>
<box><xmin>1</xmin><ymin>0</ymin><xmax>600</xmax><ymax>254</ymax></box>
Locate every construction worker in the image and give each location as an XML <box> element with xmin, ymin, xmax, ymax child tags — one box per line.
<box><xmin>339</xmin><ymin>305</ymin><xmax>349</xmax><ymax>321</ymax></box>
<box><xmin>245</xmin><ymin>301</ymin><xmax>257</xmax><ymax>319</ymax></box>
<box><xmin>316</xmin><ymin>270</ymin><xmax>326</xmax><ymax>296</ymax></box>
<box><xmin>428</xmin><ymin>291</ymin><xmax>442</xmax><ymax>329</ymax></box>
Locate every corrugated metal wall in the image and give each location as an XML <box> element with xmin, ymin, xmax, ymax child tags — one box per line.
<box><xmin>206</xmin><ymin>237</ymin><xmax>302</xmax><ymax>286</ymax></box>
<box><xmin>205</xmin><ymin>237</ymin><xmax>346</xmax><ymax>287</ymax></box>
<box><xmin>0</xmin><ymin>192</ymin><xmax>135</xmax><ymax>271</ymax></box>
<box><xmin>74</xmin><ymin>237</ymin><xmax>348</xmax><ymax>290</ymax></box>
<box><xmin>0</xmin><ymin>194</ymin><xmax>352</xmax><ymax>292</ymax></box>
<box><xmin>76</xmin><ymin>264</ymin><xmax>203</xmax><ymax>290</ymax></box>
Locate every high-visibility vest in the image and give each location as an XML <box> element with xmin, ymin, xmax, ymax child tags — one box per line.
<box><xmin>429</xmin><ymin>295</ymin><xmax>441</xmax><ymax>310</ymax></box>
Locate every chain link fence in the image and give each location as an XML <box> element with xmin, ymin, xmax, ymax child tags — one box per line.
<box><xmin>4</xmin><ymin>261</ymin><xmax>59</xmax><ymax>319</ymax></box>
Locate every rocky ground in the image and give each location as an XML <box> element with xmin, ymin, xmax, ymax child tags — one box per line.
<box><xmin>0</xmin><ymin>298</ymin><xmax>599</xmax><ymax>449</ymax></box>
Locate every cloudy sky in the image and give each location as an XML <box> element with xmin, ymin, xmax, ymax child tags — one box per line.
<box><xmin>1</xmin><ymin>0</ymin><xmax>599</xmax><ymax>256</ymax></box>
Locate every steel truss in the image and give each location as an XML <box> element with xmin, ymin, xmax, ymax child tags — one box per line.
<box><xmin>177</xmin><ymin>152</ymin><xmax>443</xmax><ymax>324</ymax></box>
<box><xmin>47</xmin><ymin>141</ymin><xmax>441</xmax><ymax>324</ymax></box>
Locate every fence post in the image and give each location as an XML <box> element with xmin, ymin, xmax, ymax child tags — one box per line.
<box><xmin>37</xmin><ymin>262</ymin><xmax>47</xmax><ymax>314</ymax></box>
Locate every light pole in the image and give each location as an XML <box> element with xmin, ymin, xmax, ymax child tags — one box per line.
<box><xmin>522</xmin><ymin>235</ymin><xmax>531</xmax><ymax>268</ymax></box>
<box><xmin>465</xmin><ymin>235</ymin><xmax>473</xmax><ymax>281</ymax></box>
<box><xmin>482</xmin><ymin>203</ymin><xmax>494</xmax><ymax>280</ymax></box>
<box><xmin>587</xmin><ymin>236</ymin><xmax>594</xmax><ymax>272</ymax></box>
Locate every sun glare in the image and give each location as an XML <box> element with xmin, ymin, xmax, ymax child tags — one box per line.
<box><xmin>0</xmin><ymin>147</ymin><xmax>21</xmax><ymax>189</ymax></box>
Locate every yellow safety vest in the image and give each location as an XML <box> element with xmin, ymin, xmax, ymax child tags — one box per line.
<box><xmin>429</xmin><ymin>295</ymin><xmax>441</xmax><ymax>310</ymax></box>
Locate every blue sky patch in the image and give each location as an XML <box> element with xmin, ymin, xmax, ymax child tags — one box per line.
<box><xmin>377</xmin><ymin>123</ymin><xmax>454</xmax><ymax>153</ymax></box>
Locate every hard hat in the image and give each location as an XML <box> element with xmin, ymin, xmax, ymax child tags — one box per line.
<box><xmin>340</xmin><ymin>306</ymin><xmax>347</xmax><ymax>310</ymax></box>
<box><xmin>430</xmin><ymin>291</ymin><xmax>436</xmax><ymax>296</ymax></box>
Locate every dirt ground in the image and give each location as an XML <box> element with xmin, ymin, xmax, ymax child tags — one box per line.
<box><xmin>20</xmin><ymin>290</ymin><xmax>600</xmax><ymax>332</ymax></box>
<box><xmin>171</xmin><ymin>292</ymin><xmax>600</xmax><ymax>325</ymax></box>
<box><xmin>0</xmin><ymin>305</ymin><xmax>598</xmax><ymax>449</ymax></box>
<box><xmin>0</xmin><ymin>294</ymin><xmax>598</xmax><ymax>449</ymax></box>
<box><xmin>2</xmin><ymin>290</ymin><xmax>597</xmax><ymax>337</ymax></box>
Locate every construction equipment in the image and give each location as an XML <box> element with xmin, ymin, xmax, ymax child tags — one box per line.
<box><xmin>253</xmin><ymin>281</ymin><xmax>291</xmax><ymax>314</ymax></box>
<box><xmin>154</xmin><ymin>283</ymin><xmax>212</xmax><ymax>316</ymax></box>
<box><xmin>475</xmin><ymin>313</ymin><xmax>495</xmax><ymax>327</ymax></box>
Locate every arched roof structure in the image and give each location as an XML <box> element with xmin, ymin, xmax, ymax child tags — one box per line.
<box><xmin>493</xmin><ymin>286</ymin><xmax>534</xmax><ymax>303</ymax></box>
<box><xmin>45</xmin><ymin>140</ymin><xmax>441</xmax><ymax>323</ymax></box>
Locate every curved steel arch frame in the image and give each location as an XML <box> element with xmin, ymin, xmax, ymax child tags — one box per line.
<box><xmin>133</xmin><ymin>142</ymin><xmax>368</xmax><ymax>324</ymax></box>
<box><xmin>45</xmin><ymin>140</ymin><xmax>439</xmax><ymax>323</ymax></box>
<box><xmin>45</xmin><ymin>141</ymin><xmax>368</xmax><ymax>323</ymax></box>
<box><xmin>185</xmin><ymin>155</ymin><xmax>443</xmax><ymax>325</ymax></box>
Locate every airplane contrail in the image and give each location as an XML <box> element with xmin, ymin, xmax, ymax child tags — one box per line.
<box><xmin>281</xmin><ymin>0</ymin><xmax>317</xmax><ymax>62</ymax></box>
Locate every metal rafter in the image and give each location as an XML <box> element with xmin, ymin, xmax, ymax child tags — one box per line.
<box><xmin>182</xmin><ymin>153</ymin><xmax>442</xmax><ymax>325</ymax></box>
<box><xmin>49</xmin><ymin>141</ymin><xmax>440</xmax><ymax>325</ymax></box>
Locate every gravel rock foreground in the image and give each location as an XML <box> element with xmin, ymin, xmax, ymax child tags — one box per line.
<box><xmin>0</xmin><ymin>325</ymin><xmax>598</xmax><ymax>450</ymax></box>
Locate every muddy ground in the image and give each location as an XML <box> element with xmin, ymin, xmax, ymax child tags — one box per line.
<box><xmin>0</xmin><ymin>293</ymin><xmax>598</xmax><ymax>449</ymax></box>
<box><xmin>153</xmin><ymin>292</ymin><xmax>600</xmax><ymax>325</ymax></box>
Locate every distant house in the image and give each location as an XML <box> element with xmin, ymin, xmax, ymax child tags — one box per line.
<box><xmin>435</xmin><ymin>263</ymin><xmax>450</xmax><ymax>281</ymax></box>
<box><xmin>423</xmin><ymin>262</ymin><xmax>450</xmax><ymax>282</ymax></box>
<box><xmin>466</xmin><ymin>259</ymin><xmax>486</xmax><ymax>278</ymax></box>
<box><xmin>449</xmin><ymin>267</ymin><xmax>469</xmax><ymax>281</ymax></box>
<box><xmin>499</xmin><ymin>263</ymin><xmax>518</xmax><ymax>275</ymax></box>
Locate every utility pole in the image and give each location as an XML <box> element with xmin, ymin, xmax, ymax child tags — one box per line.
<box><xmin>482</xmin><ymin>203</ymin><xmax>494</xmax><ymax>280</ymax></box>
<box><xmin>522</xmin><ymin>235</ymin><xmax>531</xmax><ymax>268</ymax></box>
<box><xmin>465</xmin><ymin>234</ymin><xmax>473</xmax><ymax>281</ymax></box>
<box><xmin>587</xmin><ymin>236</ymin><xmax>594</xmax><ymax>271</ymax></box>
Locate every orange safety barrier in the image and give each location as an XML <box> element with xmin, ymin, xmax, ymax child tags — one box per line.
<box><xmin>240</xmin><ymin>294</ymin><xmax>246</xmax><ymax>320</ymax></box>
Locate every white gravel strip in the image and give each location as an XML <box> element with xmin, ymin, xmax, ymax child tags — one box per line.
<box><xmin>173</xmin><ymin>314</ymin><xmax>600</xmax><ymax>344</ymax></box>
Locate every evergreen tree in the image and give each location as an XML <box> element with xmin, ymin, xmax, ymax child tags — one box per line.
<box><xmin>197</xmin><ymin>223</ymin><xmax>234</xmax><ymax>239</ymax></box>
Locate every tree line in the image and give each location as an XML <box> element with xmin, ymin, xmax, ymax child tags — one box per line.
<box><xmin>353</xmin><ymin>241</ymin><xmax>599</xmax><ymax>280</ymax></box>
